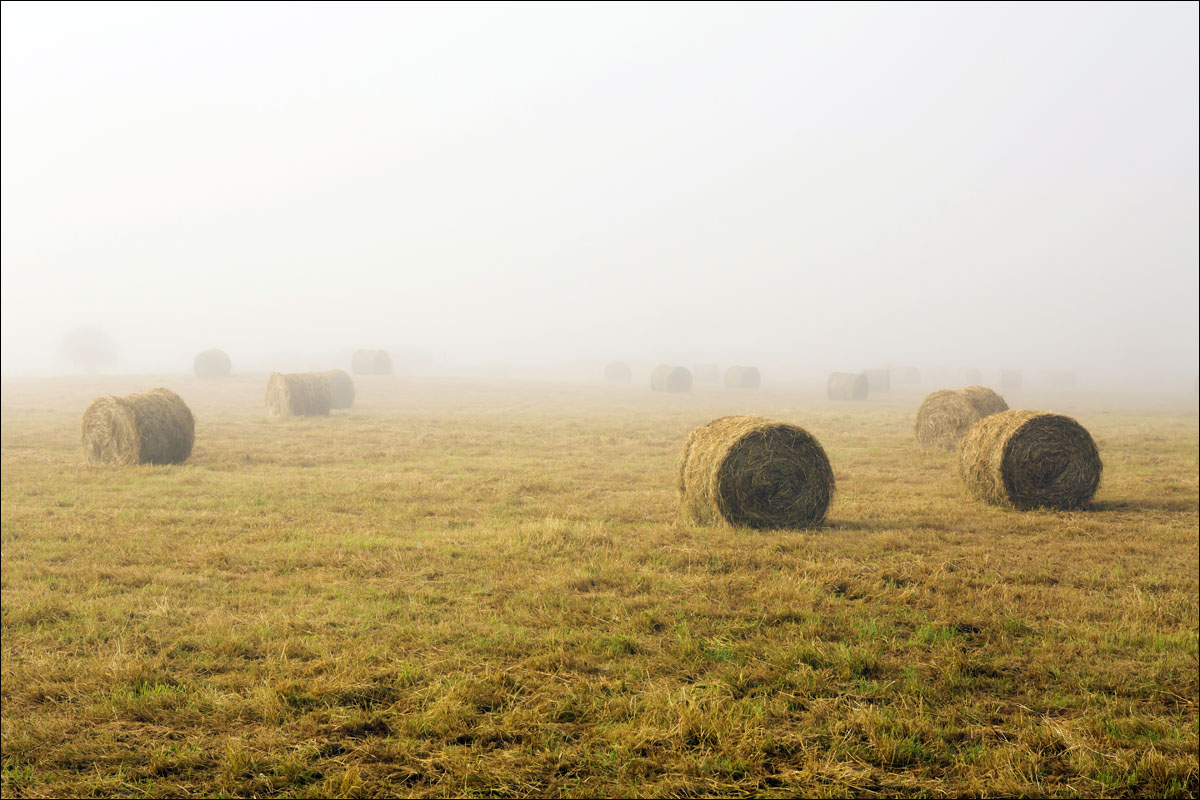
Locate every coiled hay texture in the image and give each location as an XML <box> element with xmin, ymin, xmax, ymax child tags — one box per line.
<box><xmin>81</xmin><ymin>388</ymin><xmax>194</xmax><ymax>465</ymax></box>
<box><xmin>914</xmin><ymin>386</ymin><xmax>1008</xmax><ymax>450</ymax></box>
<box><xmin>692</xmin><ymin>364</ymin><xmax>720</xmax><ymax>382</ymax></box>
<box><xmin>320</xmin><ymin>369</ymin><xmax>355</xmax><ymax>409</ymax></box>
<box><xmin>827</xmin><ymin>372</ymin><xmax>867</xmax><ymax>401</ymax></box>
<box><xmin>864</xmin><ymin>368</ymin><xmax>891</xmax><ymax>393</ymax></box>
<box><xmin>723</xmin><ymin>365</ymin><xmax>761</xmax><ymax>389</ymax></box>
<box><xmin>678</xmin><ymin>416</ymin><xmax>834</xmax><ymax>529</ymax></box>
<box><xmin>265</xmin><ymin>372</ymin><xmax>332</xmax><ymax>417</ymax></box>
<box><xmin>958</xmin><ymin>410</ymin><xmax>1101</xmax><ymax>510</ymax></box>
<box><xmin>651</xmin><ymin>365</ymin><xmax>692</xmax><ymax>393</ymax></box>
<box><xmin>193</xmin><ymin>348</ymin><xmax>231</xmax><ymax>378</ymax></box>
<box><xmin>603</xmin><ymin>361</ymin><xmax>632</xmax><ymax>383</ymax></box>
<box><xmin>352</xmin><ymin>349</ymin><xmax>392</xmax><ymax>375</ymax></box>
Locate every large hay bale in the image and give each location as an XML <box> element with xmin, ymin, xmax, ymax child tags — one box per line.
<box><xmin>723</xmin><ymin>365</ymin><xmax>761</xmax><ymax>389</ymax></box>
<box><xmin>692</xmin><ymin>364</ymin><xmax>720</xmax><ymax>382</ymax></box>
<box><xmin>914</xmin><ymin>386</ymin><xmax>1008</xmax><ymax>450</ymax></box>
<box><xmin>81</xmin><ymin>388</ymin><xmax>194</xmax><ymax>465</ymax></box>
<box><xmin>678</xmin><ymin>416</ymin><xmax>834</xmax><ymax>529</ymax></box>
<box><xmin>320</xmin><ymin>369</ymin><xmax>355</xmax><ymax>409</ymax></box>
<box><xmin>651</xmin><ymin>365</ymin><xmax>692</xmax><ymax>393</ymax></box>
<box><xmin>827</xmin><ymin>372</ymin><xmax>868</xmax><ymax>401</ymax></box>
<box><xmin>959</xmin><ymin>410</ymin><xmax>1101</xmax><ymax>510</ymax></box>
<box><xmin>193</xmin><ymin>348</ymin><xmax>231</xmax><ymax>378</ymax></box>
<box><xmin>352</xmin><ymin>349</ymin><xmax>392</xmax><ymax>375</ymax></box>
<box><xmin>265</xmin><ymin>372</ymin><xmax>332</xmax><ymax>417</ymax></box>
<box><xmin>603</xmin><ymin>361</ymin><xmax>632</xmax><ymax>383</ymax></box>
<box><xmin>863</xmin><ymin>368</ymin><xmax>891</xmax><ymax>393</ymax></box>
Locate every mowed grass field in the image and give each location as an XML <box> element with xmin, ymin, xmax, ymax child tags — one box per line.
<box><xmin>2</xmin><ymin>374</ymin><xmax>1197</xmax><ymax>798</ymax></box>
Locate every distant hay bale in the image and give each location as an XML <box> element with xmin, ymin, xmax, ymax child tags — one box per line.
<box><xmin>863</xmin><ymin>369</ymin><xmax>891</xmax><ymax>393</ymax></box>
<box><xmin>914</xmin><ymin>386</ymin><xmax>1008</xmax><ymax>450</ymax></box>
<box><xmin>692</xmin><ymin>364</ymin><xmax>720</xmax><ymax>382</ymax></box>
<box><xmin>678</xmin><ymin>416</ymin><xmax>834</xmax><ymax>529</ymax></box>
<box><xmin>192</xmin><ymin>348</ymin><xmax>231</xmax><ymax>379</ymax></box>
<box><xmin>81</xmin><ymin>388</ymin><xmax>194</xmax><ymax>465</ymax></box>
<box><xmin>651</xmin><ymin>365</ymin><xmax>692</xmax><ymax>393</ymax></box>
<box><xmin>265</xmin><ymin>372</ymin><xmax>332</xmax><ymax>417</ymax></box>
<box><xmin>999</xmin><ymin>369</ymin><xmax>1023</xmax><ymax>391</ymax></box>
<box><xmin>959</xmin><ymin>410</ymin><xmax>1102</xmax><ymax>510</ymax></box>
<box><xmin>352</xmin><ymin>349</ymin><xmax>392</xmax><ymax>375</ymax></box>
<box><xmin>723</xmin><ymin>365</ymin><xmax>761</xmax><ymax>389</ymax></box>
<box><xmin>827</xmin><ymin>372</ymin><xmax>867</xmax><ymax>401</ymax></box>
<box><xmin>320</xmin><ymin>369</ymin><xmax>355</xmax><ymax>409</ymax></box>
<box><xmin>603</xmin><ymin>361</ymin><xmax>632</xmax><ymax>383</ymax></box>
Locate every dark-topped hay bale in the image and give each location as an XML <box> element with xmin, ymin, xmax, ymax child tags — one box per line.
<box><xmin>863</xmin><ymin>369</ymin><xmax>891</xmax><ymax>393</ymax></box>
<box><xmin>651</xmin><ymin>365</ymin><xmax>692</xmax><ymax>393</ymax></box>
<box><xmin>914</xmin><ymin>386</ymin><xmax>1008</xmax><ymax>450</ymax></box>
<box><xmin>81</xmin><ymin>388</ymin><xmax>194</xmax><ymax>465</ymax></box>
<box><xmin>723</xmin><ymin>365</ymin><xmax>761</xmax><ymax>389</ymax></box>
<box><xmin>999</xmin><ymin>369</ymin><xmax>1023</xmax><ymax>391</ymax></box>
<box><xmin>678</xmin><ymin>416</ymin><xmax>834</xmax><ymax>529</ymax></box>
<box><xmin>265</xmin><ymin>372</ymin><xmax>332</xmax><ymax>417</ymax></box>
<box><xmin>603</xmin><ymin>361</ymin><xmax>632</xmax><ymax>383</ymax></box>
<box><xmin>352</xmin><ymin>349</ymin><xmax>392</xmax><ymax>375</ymax></box>
<box><xmin>959</xmin><ymin>410</ymin><xmax>1101</xmax><ymax>510</ymax></box>
<box><xmin>827</xmin><ymin>372</ymin><xmax>868</xmax><ymax>401</ymax></box>
<box><xmin>320</xmin><ymin>369</ymin><xmax>355</xmax><ymax>409</ymax></box>
<box><xmin>193</xmin><ymin>348</ymin><xmax>231</xmax><ymax>378</ymax></box>
<box><xmin>692</xmin><ymin>364</ymin><xmax>720</xmax><ymax>382</ymax></box>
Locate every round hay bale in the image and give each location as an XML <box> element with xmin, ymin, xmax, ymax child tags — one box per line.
<box><xmin>320</xmin><ymin>369</ymin><xmax>355</xmax><ymax>409</ymax></box>
<box><xmin>352</xmin><ymin>349</ymin><xmax>392</xmax><ymax>375</ymax></box>
<box><xmin>958</xmin><ymin>410</ymin><xmax>1101</xmax><ymax>510</ymax></box>
<box><xmin>678</xmin><ymin>416</ymin><xmax>834</xmax><ymax>529</ymax></box>
<box><xmin>603</xmin><ymin>361</ymin><xmax>632</xmax><ymax>383</ymax></box>
<box><xmin>863</xmin><ymin>368</ymin><xmax>891</xmax><ymax>393</ymax></box>
<box><xmin>723</xmin><ymin>366</ymin><xmax>761</xmax><ymax>389</ymax></box>
<box><xmin>827</xmin><ymin>372</ymin><xmax>867</xmax><ymax>401</ymax></box>
<box><xmin>81</xmin><ymin>388</ymin><xmax>194</xmax><ymax>465</ymax></box>
<box><xmin>265</xmin><ymin>372</ymin><xmax>332</xmax><ymax>417</ymax></box>
<box><xmin>192</xmin><ymin>348</ymin><xmax>231</xmax><ymax>378</ymax></box>
<box><xmin>651</xmin><ymin>365</ymin><xmax>692</xmax><ymax>393</ymax></box>
<box><xmin>691</xmin><ymin>364</ymin><xmax>720</xmax><ymax>383</ymax></box>
<box><xmin>914</xmin><ymin>386</ymin><xmax>1008</xmax><ymax>450</ymax></box>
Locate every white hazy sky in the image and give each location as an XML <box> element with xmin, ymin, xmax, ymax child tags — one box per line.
<box><xmin>2</xmin><ymin>1</ymin><xmax>1197</xmax><ymax>377</ymax></box>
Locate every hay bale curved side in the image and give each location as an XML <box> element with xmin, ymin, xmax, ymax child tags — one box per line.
<box><xmin>827</xmin><ymin>372</ymin><xmax>868</xmax><ymax>401</ymax></box>
<box><xmin>352</xmin><ymin>349</ymin><xmax>392</xmax><ymax>375</ymax></box>
<box><xmin>958</xmin><ymin>410</ymin><xmax>1101</xmax><ymax>510</ymax></box>
<box><xmin>692</xmin><ymin>364</ymin><xmax>720</xmax><ymax>383</ymax></box>
<box><xmin>723</xmin><ymin>365</ymin><xmax>761</xmax><ymax>389</ymax></box>
<box><xmin>320</xmin><ymin>369</ymin><xmax>356</xmax><ymax>409</ymax></box>
<box><xmin>915</xmin><ymin>386</ymin><xmax>1008</xmax><ymax>450</ymax></box>
<box><xmin>265</xmin><ymin>372</ymin><xmax>332</xmax><ymax>417</ymax></box>
<box><xmin>651</xmin><ymin>364</ymin><xmax>692</xmax><ymax>393</ymax></box>
<box><xmin>678</xmin><ymin>416</ymin><xmax>834</xmax><ymax>529</ymax></box>
<box><xmin>603</xmin><ymin>361</ymin><xmax>632</xmax><ymax>383</ymax></box>
<box><xmin>193</xmin><ymin>348</ymin><xmax>231</xmax><ymax>378</ymax></box>
<box><xmin>81</xmin><ymin>388</ymin><xmax>194</xmax><ymax>465</ymax></box>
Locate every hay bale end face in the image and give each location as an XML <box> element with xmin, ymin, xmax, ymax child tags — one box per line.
<box><xmin>81</xmin><ymin>388</ymin><xmax>194</xmax><ymax>465</ymax></box>
<box><xmin>320</xmin><ymin>369</ymin><xmax>356</xmax><ymax>409</ymax></box>
<box><xmin>678</xmin><ymin>416</ymin><xmax>834</xmax><ymax>529</ymax></box>
<box><xmin>651</xmin><ymin>364</ymin><xmax>692</xmax><ymax>393</ymax></box>
<box><xmin>603</xmin><ymin>361</ymin><xmax>632</xmax><ymax>383</ymax></box>
<box><xmin>959</xmin><ymin>410</ymin><xmax>1102</xmax><ymax>510</ymax></box>
<box><xmin>691</xmin><ymin>364</ymin><xmax>720</xmax><ymax>382</ymax></box>
<box><xmin>863</xmin><ymin>368</ymin><xmax>891</xmax><ymax>393</ymax></box>
<box><xmin>193</xmin><ymin>348</ymin><xmax>231</xmax><ymax>378</ymax></box>
<box><xmin>914</xmin><ymin>386</ymin><xmax>1008</xmax><ymax>450</ymax></box>
<box><xmin>827</xmin><ymin>372</ymin><xmax>868</xmax><ymax>401</ymax></box>
<box><xmin>352</xmin><ymin>349</ymin><xmax>392</xmax><ymax>375</ymax></box>
<box><xmin>265</xmin><ymin>372</ymin><xmax>332</xmax><ymax>417</ymax></box>
<box><xmin>723</xmin><ymin>365</ymin><xmax>761</xmax><ymax>389</ymax></box>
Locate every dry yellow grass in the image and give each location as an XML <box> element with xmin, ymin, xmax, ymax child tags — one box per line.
<box><xmin>2</xmin><ymin>375</ymin><xmax>1197</xmax><ymax>798</ymax></box>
